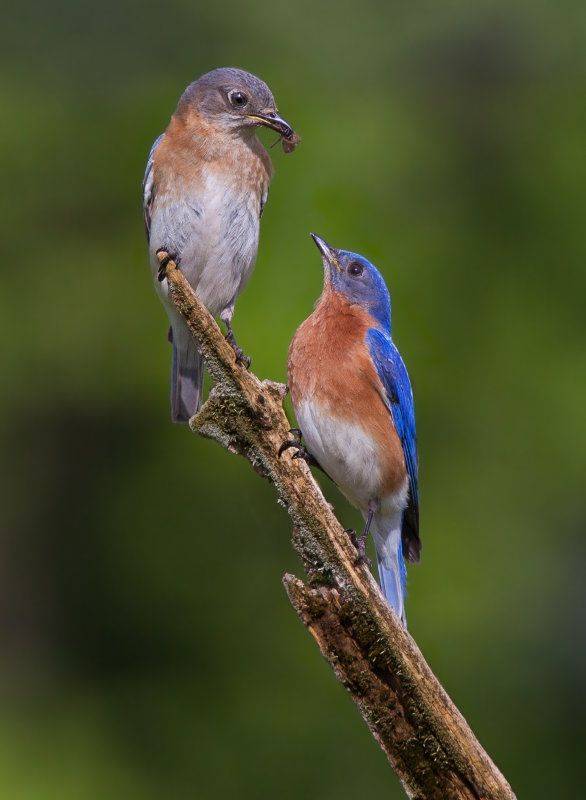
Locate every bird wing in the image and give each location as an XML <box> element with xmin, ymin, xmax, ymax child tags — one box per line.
<box><xmin>260</xmin><ymin>185</ymin><xmax>269</xmax><ymax>219</ymax></box>
<box><xmin>142</xmin><ymin>133</ymin><xmax>165</xmax><ymax>241</ymax></box>
<box><xmin>366</xmin><ymin>327</ymin><xmax>421</xmax><ymax>563</ymax></box>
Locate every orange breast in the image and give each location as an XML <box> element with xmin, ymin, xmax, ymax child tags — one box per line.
<box><xmin>288</xmin><ymin>289</ymin><xmax>407</xmax><ymax>496</ymax></box>
<box><xmin>153</xmin><ymin>111</ymin><xmax>272</xmax><ymax>205</ymax></box>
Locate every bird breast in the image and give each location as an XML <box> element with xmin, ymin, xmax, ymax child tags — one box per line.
<box><xmin>150</xmin><ymin>128</ymin><xmax>271</xmax><ymax>316</ymax></box>
<box><xmin>288</xmin><ymin>290</ymin><xmax>409</xmax><ymax>512</ymax></box>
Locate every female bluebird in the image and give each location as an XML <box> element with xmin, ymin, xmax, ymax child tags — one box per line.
<box><xmin>143</xmin><ymin>68</ymin><xmax>297</xmax><ymax>422</ymax></box>
<box><xmin>286</xmin><ymin>235</ymin><xmax>421</xmax><ymax>624</ymax></box>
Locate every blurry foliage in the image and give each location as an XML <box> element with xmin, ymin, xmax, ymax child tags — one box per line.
<box><xmin>1</xmin><ymin>0</ymin><xmax>585</xmax><ymax>797</ymax></box>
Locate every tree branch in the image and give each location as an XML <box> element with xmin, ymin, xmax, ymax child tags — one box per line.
<box><xmin>161</xmin><ymin>254</ymin><xmax>516</xmax><ymax>800</ymax></box>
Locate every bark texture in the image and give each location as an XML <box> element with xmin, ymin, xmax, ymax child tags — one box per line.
<box><xmin>160</xmin><ymin>253</ymin><xmax>516</xmax><ymax>800</ymax></box>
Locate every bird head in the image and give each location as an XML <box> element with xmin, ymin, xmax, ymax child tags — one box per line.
<box><xmin>177</xmin><ymin>67</ymin><xmax>294</xmax><ymax>139</ymax></box>
<box><xmin>311</xmin><ymin>233</ymin><xmax>391</xmax><ymax>330</ymax></box>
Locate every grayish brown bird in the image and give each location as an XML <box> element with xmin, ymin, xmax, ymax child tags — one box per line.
<box><xmin>143</xmin><ymin>68</ymin><xmax>297</xmax><ymax>422</ymax></box>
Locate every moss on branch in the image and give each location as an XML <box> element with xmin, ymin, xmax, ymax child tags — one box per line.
<box><xmin>160</xmin><ymin>253</ymin><xmax>516</xmax><ymax>800</ymax></box>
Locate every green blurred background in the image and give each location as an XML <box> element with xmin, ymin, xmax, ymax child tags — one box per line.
<box><xmin>1</xmin><ymin>0</ymin><xmax>585</xmax><ymax>796</ymax></box>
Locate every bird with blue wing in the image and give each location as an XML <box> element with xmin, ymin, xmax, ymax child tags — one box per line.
<box><xmin>285</xmin><ymin>234</ymin><xmax>421</xmax><ymax>624</ymax></box>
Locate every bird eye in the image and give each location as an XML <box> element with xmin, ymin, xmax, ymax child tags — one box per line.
<box><xmin>228</xmin><ymin>91</ymin><xmax>248</xmax><ymax>108</ymax></box>
<box><xmin>348</xmin><ymin>262</ymin><xmax>364</xmax><ymax>277</ymax></box>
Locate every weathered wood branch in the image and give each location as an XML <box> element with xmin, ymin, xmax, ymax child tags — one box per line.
<box><xmin>161</xmin><ymin>254</ymin><xmax>516</xmax><ymax>800</ymax></box>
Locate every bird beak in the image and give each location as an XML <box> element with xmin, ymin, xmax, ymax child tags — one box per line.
<box><xmin>310</xmin><ymin>233</ymin><xmax>341</xmax><ymax>274</ymax></box>
<box><xmin>247</xmin><ymin>110</ymin><xmax>294</xmax><ymax>138</ymax></box>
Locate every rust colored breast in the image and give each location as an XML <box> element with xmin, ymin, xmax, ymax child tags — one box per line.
<box><xmin>288</xmin><ymin>289</ymin><xmax>407</xmax><ymax>496</ymax></box>
<box><xmin>153</xmin><ymin>111</ymin><xmax>272</xmax><ymax>205</ymax></box>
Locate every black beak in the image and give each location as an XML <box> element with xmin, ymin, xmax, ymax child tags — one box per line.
<box><xmin>310</xmin><ymin>233</ymin><xmax>341</xmax><ymax>273</ymax></box>
<box><xmin>250</xmin><ymin>110</ymin><xmax>294</xmax><ymax>138</ymax></box>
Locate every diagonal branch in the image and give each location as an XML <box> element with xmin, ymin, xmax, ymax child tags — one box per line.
<box><xmin>160</xmin><ymin>253</ymin><xmax>516</xmax><ymax>800</ymax></box>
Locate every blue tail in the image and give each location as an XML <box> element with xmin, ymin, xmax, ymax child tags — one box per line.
<box><xmin>375</xmin><ymin>548</ymin><xmax>407</xmax><ymax>625</ymax></box>
<box><xmin>371</xmin><ymin>514</ymin><xmax>407</xmax><ymax>625</ymax></box>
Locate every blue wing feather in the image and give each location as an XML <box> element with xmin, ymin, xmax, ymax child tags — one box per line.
<box><xmin>366</xmin><ymin>327</ymin><xmax>421</xmax><ymax>562</ymax></box>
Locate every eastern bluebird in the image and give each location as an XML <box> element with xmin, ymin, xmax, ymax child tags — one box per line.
<box><xmin>285</xmin><ymin>234</ymin><xmax>421</xmax><ymax>624</ymax></box>
<box><xmin>143</xmin><ymin>67</ymin><xmax>297</xmax><ymax>422</ymax></box>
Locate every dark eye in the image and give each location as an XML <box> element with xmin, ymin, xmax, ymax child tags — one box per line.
<box><xmin>348</xmin><ymin>262</ymin><xmax>363</xmax><ymax>277</ymax></box>
<box><xmin>228</xmin><ymin>91</ymin><xmax>248</xmax><ymax>108</ymax></box>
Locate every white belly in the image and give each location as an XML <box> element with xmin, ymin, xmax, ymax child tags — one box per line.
<box><xmin>295</xmin><ymin>399</ymin><xmax>383</xmax><ymax>509</ymax></box>
<box><xmin>149</xmin><ymin>175</ymin><xmax>260</xmax><ymax>317</ymax></box>
<box><xmin>295</xmin><ymin>398</ymin><xmax>409</xmax><ymax>515</ymax></box>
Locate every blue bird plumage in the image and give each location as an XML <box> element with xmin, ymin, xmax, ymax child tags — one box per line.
<box><xmin>287</xmin><ymin>235</ymin><xmax>421</xmax><ymax>624</ymax></box>
<box><xmin>366</xmin><ymin>328</ymin><xmax>420</xmax><ymax>562</ymax></box>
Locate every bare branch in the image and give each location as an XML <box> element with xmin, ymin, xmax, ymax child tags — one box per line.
<box><xmin>161</xmin><ymin>253</ymin><xmax>516</xmax><ymax>800</ymax></box>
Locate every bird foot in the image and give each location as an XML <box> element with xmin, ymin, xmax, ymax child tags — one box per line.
<box><xmin>224</xmin><ymin>330</ymin><xmax>251</xmax><ymax>369</ymax></box>
<box><xmin>347</xmin><ymin>528</ymin><xmax>373</xmax><ymax>569</ymax></box>
<box><xmin>156</xmin><ymin>249</ymin><xmax>180</xmax><ymax>282</ymax></box>
<box><xmin>278</xmin><ymin>428</ymin><xmax>320</xmax><ymax>467</ymax></box>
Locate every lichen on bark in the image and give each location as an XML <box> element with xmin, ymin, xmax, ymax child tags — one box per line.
<box><xmin>159</xmin><ymin>252</ymin><xmax>516</xmax><ymax>800</ymax></box>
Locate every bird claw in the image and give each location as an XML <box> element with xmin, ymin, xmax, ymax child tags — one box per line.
<box><xmin>278</xmin><ymin>428</ymin><xmax>318</xmax><ymax>467</ymax></box>
<box><xmin>347</xmin><ymin>528</ymin><xmax>373</xmax><ymax>568</ymax></box>
<box><xmin>225</xmin><ymin>335</ymin><xmax>251</xmax><ymax>369</ymax></box>
<box><xmin>156</xmin><ymin>248</ymin><xmax>180</xmax><ymax>282</ymax></box>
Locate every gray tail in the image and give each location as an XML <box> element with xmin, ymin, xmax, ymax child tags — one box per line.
<box><xmin>170</xmin><ymin>335</ymin><xmax>204</xmax><ymax>423</ymax></box>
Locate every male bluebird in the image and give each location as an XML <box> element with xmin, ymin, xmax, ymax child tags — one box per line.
<box><xmin>285</xmin><ymin>235</ymin><xmax>421</xmax><ymax>624</ymax></box>
<box><xmin>143</xmin><ymin>67</ymin><xmax>297</xmax><ymax>422</ymax></box>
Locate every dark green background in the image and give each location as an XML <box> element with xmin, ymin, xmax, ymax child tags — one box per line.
<box><xmin>2</xmin><ymin>0</ymin><xmax>585</xmax><ymax>796</ymax></box>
